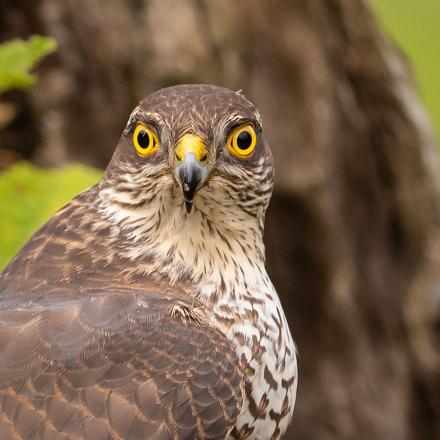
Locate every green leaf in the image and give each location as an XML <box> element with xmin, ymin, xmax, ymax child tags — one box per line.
<box><xmin>0</xmin><ymin>162</ymin><xmax>102</xmax><ymax>269</ymax></box>
<box><xmin>0</xmin><ymin>35</ymin><xmax>57</xmax><ymax>93</ymax></box>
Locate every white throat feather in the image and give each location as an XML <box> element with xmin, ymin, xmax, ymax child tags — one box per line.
<box><xmin>97</xmin><ymin>159</ymin><xmax>272</xmax><ymax>300</ymax></box>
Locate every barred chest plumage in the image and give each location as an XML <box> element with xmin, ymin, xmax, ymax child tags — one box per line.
<box><xmin>211</xmin><ymin>278</ymin><xmax>297</xmax><ymax>440</ymax></box>
<box><xmin>167</xmin><ymin>252</ymin><xmax>298</xmax><ymax>440</ymax></box>
<box><xmin>174</xmin><ymin>234</ymin><xmax>298</xmax><ymax>439</ymax></box>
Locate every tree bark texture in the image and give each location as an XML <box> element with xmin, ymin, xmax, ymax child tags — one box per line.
<box><xmin>1</xmin><ymin>1</ymin><xmax>439</xmax><ymax>439</ymax></box>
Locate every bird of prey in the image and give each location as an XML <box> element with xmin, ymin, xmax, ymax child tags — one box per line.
<box><xmin>0</xmin><ymin>85</ymin><xmax>297</xmax><ymax>439</ymax></box>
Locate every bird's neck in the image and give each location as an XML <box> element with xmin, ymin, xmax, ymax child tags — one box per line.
<box><xmin>98</xmin><ymin>184</ymin><xmax>270</xmax><ymax>301</ymax></box>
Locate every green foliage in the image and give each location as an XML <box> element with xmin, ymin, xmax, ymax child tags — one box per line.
<box><xmin>0</xmin><ymin>35</ymin><xmax>57</xmax><ymax>93</ymax></box>
<box><xmin>372</xmin><ymin>0</ymin><xmax>440</xmax><ymax>137</ymax></box>
<box><xmin>0</xmin><ymin>163</ymin><xmax>102</xmax><ymax>269</ymax></box>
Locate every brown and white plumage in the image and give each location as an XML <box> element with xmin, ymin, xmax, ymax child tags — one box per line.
<box><xmin>0</xmin><ymin>85</ymin><xmax>297</xmax><ymax>439</ymax></box>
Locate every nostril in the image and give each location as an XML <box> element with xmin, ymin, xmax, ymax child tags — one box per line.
<box><xmin>200</xmin><ymin>154</ymin><xmax>207</xmax><ymax>162</ymax></box>
<box><xmin>175</xmin><ymin>151</ymin><xmax>182</xmax><ymax>161</ymax></box>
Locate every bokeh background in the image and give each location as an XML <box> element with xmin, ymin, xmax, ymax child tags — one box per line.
<box><xmin>1</xmin><ymin>1</ymin><xmax>439</xmax><ymax>439</ymax></box>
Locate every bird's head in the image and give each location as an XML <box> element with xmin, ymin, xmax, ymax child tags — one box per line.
<box><xmin>102</xmin><ymin>84</ymin><xmax>274</xmax><ymax>232</ymax></box>
<box><xmin>99</xmin><ymin>85</ymin><xmax>275</xmax><ymax>286</ymax></box>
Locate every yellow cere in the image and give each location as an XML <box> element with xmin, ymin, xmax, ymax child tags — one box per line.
<box><xmin>133</xmin><ymin>123</ymin><xmax>159</xmax><ymax>156</ymax></box>
<box><xmin>227</xmin><ymin>124</ymin><xmax>257</xmax><ymax>159</ymax></box>
<box><xmin>175</xmin><ymin>134</ymin><xmax>207</xmax><ymax>162</ymax></box>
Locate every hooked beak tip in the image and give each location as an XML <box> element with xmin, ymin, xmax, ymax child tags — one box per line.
<box><xmin>185</xmin><ymin>200</ymin><xmax>193</xmax><ymax>214</ymax></box>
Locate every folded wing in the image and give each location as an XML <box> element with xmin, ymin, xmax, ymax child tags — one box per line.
<box><xmin>0</xmin><ymin>289</ymin><xmax>243</xmax><ymax>439</ymax></box>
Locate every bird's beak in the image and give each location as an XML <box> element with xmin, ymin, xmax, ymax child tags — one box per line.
<box><xmin>174</xmin><ymin>134</ymin><xmax>209</xmax><ymax>213</ymax></box>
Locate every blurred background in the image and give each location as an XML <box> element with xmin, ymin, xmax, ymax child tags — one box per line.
<box><xmin>0</xmin><ymin>0</ymin><xmax>439</xmax><ymax>439</ymax></box>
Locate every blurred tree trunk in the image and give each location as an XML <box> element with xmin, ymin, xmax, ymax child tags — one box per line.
<box><xmin>1</xmin><ymin>0</ymin><xmax>439</xmax><ymax>439</ymax></box>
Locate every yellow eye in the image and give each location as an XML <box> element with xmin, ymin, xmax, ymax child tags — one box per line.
<box><xmin>227</xmin><ymin>124</ymin><xmax>257</xmax><ymax>158</ymax></box>
<box><xmin>133</xmin><ymin>123</ymin><xmax>159</xmax><ymax>156</ymax></box>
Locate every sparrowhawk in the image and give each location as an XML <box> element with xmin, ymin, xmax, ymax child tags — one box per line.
<box><xmin>0</xmin><ymin>84</ymin><xmax>297</xmax><ymax>439</ymax></box>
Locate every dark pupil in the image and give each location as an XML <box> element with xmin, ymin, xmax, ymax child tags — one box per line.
<box><xmin>137</xmin><ymin>130</ymin><xmax>151</xmax><ymax>149</ymax></box>
<box><xmin>237</xmin><ymin>130</ymin><xmax>252</xmax><ymax>150</ymax></box>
